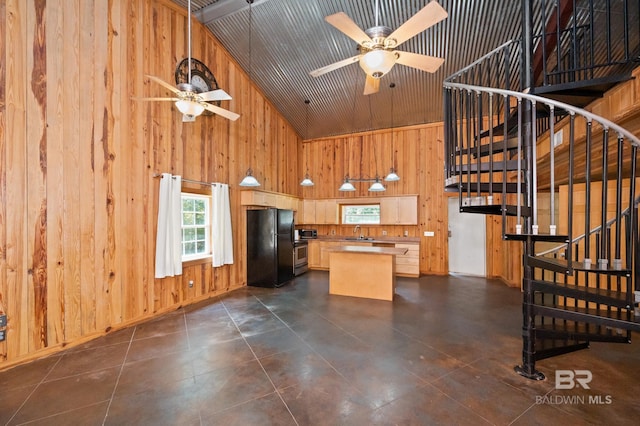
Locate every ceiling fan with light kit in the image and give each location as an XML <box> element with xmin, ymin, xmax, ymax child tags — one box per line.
<box><xmin>134</xmin><ymin>0</ymin><xmax>240</xmax><ymax>122</ymax></box>
<box><xmin>310</xmin><ymin>0</ymin><xmax>448</xmax><ymax>95</ymax></box>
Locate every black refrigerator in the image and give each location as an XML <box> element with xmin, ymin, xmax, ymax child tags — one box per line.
<box><xmin>247</xmin><ymin>208</ymin><xmax>295</xmax><ymax>287</ymax></box>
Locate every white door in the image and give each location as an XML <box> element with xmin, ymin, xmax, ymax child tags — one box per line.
<box><xmin>448</xmin><ymin>197</ymin><xmax>486</xmax><ymax>276</ymax></box>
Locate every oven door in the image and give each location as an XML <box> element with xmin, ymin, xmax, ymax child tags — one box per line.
<box><xmin>293</xmin><ymin>243</ymin><xmax>309</xmax><ymax>275</ymax></box>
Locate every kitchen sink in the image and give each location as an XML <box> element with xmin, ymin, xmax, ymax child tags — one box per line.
<box><xmin>345</xmin><ymin>237</ymin><xmax>374</xmax><ymax>241</ymax></box>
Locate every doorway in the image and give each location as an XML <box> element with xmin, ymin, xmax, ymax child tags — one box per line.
<box><xmin>448</xmin><ymin>197</ymin><xmax>486</xmax><ymax>276</ymax></box>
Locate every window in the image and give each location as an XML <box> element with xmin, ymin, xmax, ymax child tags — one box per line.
<box><xmin>181</xmin><ymin>193</ymin><xmax>211</xmax><ymax>261</ymax></box>
<box><xmin>341</xmin><ymin>204</ymin><xmax>381</xmax><ymax>224</ymax></box>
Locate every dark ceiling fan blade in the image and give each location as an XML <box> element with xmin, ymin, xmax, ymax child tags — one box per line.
<box><xmin>201</xmin><ymin>102</ymin><xmax>240</xmax><ymax>121</ymax></box>
<box><xmin>310</xmin><ymin>55</ymin><xmax>360</xmax><ymax>78</ymax></box>
<box><xmin>395</xmin><ymin>51</ymin><xmax>445</xmax><ymax>73</ymax></box>
<box><xmin>198</xmin><ymin>89</ymin><xmax>232</xmax><ymax>102</ymax></box>
<box><xmin>363</xmin><ymin>74</ymin><xmax>380</xmax><ymax>95</ymax></box>
<box><xmin>386</xmin><ymin>1</ymin><xmax>448</xmax><ymax>48</ymax></box>
<box><xmin>146</xmin><ymin>75</ymin><xmax>181</xmax><ymax>94</ymax></box>
<box><xmin>325</xmin><ymin>12</ymin><xmax>372</xmax><ymax>45</ymax></box>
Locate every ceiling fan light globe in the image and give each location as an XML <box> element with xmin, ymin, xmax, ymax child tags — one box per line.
<box><xmin>359</xmin><ymin>50</ymin><xmax>396</xmax><ymax>78</ymax></box>
<box><xmin>175</xmin><ymin>99</ymin><xmax>205</xmax><ymax>116</ymax></box>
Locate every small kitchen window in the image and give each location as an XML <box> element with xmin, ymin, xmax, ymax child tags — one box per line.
<box><xmin>341</xmin><ymin>204</ymin><xmax>380</xmax><ymax>224</ymax></box>
<box><xmin>181</xmin><ymin>193</ymin><xmax>211</xmax><ymax>261</ymax></box>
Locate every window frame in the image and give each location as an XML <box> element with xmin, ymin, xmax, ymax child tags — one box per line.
<box><xmin>180</xmin><ymin>191</ymin><xmax>212</xmax><ymax>263</ymax></box>
<box><xmin>340</xmin><ymin>203</ymin><xmax>381</xmax><ymax>225</ymax></box>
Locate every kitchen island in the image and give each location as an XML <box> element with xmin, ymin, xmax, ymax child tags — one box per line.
<box><xmin>326</xmin><ymin>245</ymin><xmax>408</xmax><ymax>301</ymax></box>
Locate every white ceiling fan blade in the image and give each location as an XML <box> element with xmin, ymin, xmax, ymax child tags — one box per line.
<box><xmin>363</xmin><ymin>74</ymin><xmax>380</xmax><ymax>95</ymax></box>
<box><xmin>395</xmin><ymin>51</ymin><xmax>445</xmax><ymax>73</ymax></box>
<box><xmin>146</xmin><ymin>75</ymin><xmax>181</xmax><ymax>94</ymax></box>
<box><xmin>132</xmin><ymin>97</ymin><xmax>179</xmax><ymax>102</ymax></box>
<box><xmin>201</xmin><ymin>102</ymin><xmax>241</xmax><ymax>121</ymax></box>
<box><xmin>325</xmin><ymin>12</ymin><xmax>372</xmax><ymax>46</ymax></box>
<box><xmin>198</xmin><ymin>89</ymin><xmax>232</xmax><ymax>102</ymax></box>
<box><xmin>310</xmin><ymin>55</ymin><xmax>360</xmax><ymax>78</ymax></box>
<box><xmin>387</xmin><ymin>1</ymin><xmax>448</xmax><ymax>47</ymax></box>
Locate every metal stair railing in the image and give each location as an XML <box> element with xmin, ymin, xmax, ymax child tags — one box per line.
<box><xmin>444</xmin><ymin>81</ymin><xmax>640</xmax><ymax>244</ymax></box>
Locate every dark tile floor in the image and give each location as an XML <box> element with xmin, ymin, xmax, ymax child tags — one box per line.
<box><xmin>1</xmin><ymin>271</ymin><xmax>639</xmax><ymax>425</ymax></box>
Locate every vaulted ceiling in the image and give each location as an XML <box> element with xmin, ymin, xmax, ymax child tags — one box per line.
<box><xmin>170</xmin><ymin>0</ymin><xmax>544</xmax><ymax>139</ymax></box>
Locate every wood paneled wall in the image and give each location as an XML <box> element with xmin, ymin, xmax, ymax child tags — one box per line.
<box><xmin>0</xmin><ymin>0</ymin><xmax>300</xmax><ymax>369</ymax></box>
<box><xmin>298</xmin><ymin>123</ymin><xmax>450</xmax><ymax>275</ymax></box>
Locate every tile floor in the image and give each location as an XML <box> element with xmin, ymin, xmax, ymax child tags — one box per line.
<box><xmin>1</xmin><ymin>271</ymin><xmax>639</xmax><ymax>425</ymax></box>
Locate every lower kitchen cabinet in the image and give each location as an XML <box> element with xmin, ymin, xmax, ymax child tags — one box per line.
<box><xmin>308</xmin><ymin>240</ymin><xmax>419</xmax><ymax>276</ymax></box>
<box><xmin>394</xmin><ymin>243</ymin><xmax>420</xmax><ymax>277</ymax></box>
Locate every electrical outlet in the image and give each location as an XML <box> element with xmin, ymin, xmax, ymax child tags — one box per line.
<box><xmin>0</xmin><ymin>330</ymin><xmax>5</xmax><ymax>342</ymax></box>
<box><xmin>0</xmin><ymin>314</ymin><xmax>6</xmax><ymax>327</ymax></box>
<box><xmin>424</xmin><ymin>231</ymin><xmax>435</xmax><ymax>237</ymax></box>
<box><xmin>404</xmin><ymin>230</ymin><xmax>409</xmax><ymax>237</ymax></box>
<box><xmin>382</xmin><ymin>230</ymin><xmax>387</xmax><ymax>236</ymax></box>
<box><xmin>331</xmin><ymin>229</ymin><xmax>336</xmax><ymax>235</ymax></box>
<box><xmin>188</xmin><ymin>280</ymin><xmax>194</xmax><ymax>288</ymax></box>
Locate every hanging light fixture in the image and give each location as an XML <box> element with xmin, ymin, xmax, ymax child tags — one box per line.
<box><xmin>368</xmin><ymin>97</ymin><xmax>385</xmax><ymax>192</ymax></box>
<box><xmin>368</xmin><ymin>176</ymin><xmax>386</xmax><ymax>191</ymax></box>
<box><xmin>239</xmin><ymin>168</ymin><xmax>260</xmax><ymax>187</ymax></box>
<box><xmin>300</xmin><ymin>99</ymin><xmax>314</xmax><ymax>186</ymax></box>
<box><xmin>385</xmin><ymin>83</ymin><xmax>400</xmax><ymax>182</ymax></box>
<box><xmin>339</xmin><ymin>177</ymin><xmax>356</xmax><ymax>192</ymax></box>
<box><xmin>240</xmin><ymin>0</ymin><xmax>260</xmax><ymax>187</ymax></box>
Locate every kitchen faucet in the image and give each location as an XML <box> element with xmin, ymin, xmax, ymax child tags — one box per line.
<box><xmin>353</xmin><ymin>224</ymin><xmax>363</xmax><ymax>239</ymax></box>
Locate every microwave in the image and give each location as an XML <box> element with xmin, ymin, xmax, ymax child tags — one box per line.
<box><xmin>299</xmin><ymin>229</ymin><xmax>317</xmax><ymax>239</ymax></box>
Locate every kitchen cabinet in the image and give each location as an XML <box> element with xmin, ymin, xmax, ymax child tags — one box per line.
<box><xmin>310</xmin><ymin>239</ymin><xmax>419</xmax><ymax>277</ymax></box>
<box><xmin>301</xmin><ymin>199</ymin><xmax>316</xmax><ymax>224</ymax></box>
<box><xmin>309</xmin><ymin>240</ymin><xmax>375</xmax><ymax>269</ymax></box>
<box><xmin>380</xmin><ymin>196</ymin><xmax>418</xmax><ymax>225</ymax></box>
<box><xmin>394</xmin><ymin>243</ymin><xmax>420</xmax><ymax>277</ymax></box>
<box><xmin>301</xmin><ymin>199</ymin><xmax>338</xmax><ymax>224</ymax></box>
<box><xmin>316</xmin><ymin>199</ymin><xmax>338</xmax><ymax>224</ymax></box>
<box><xmin>240</xmin><ymin>190</ymin><xmax>300</xmax><ymax>211</ymax></box>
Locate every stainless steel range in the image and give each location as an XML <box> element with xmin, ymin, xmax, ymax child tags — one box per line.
<box><xmin>293</xmin><ymin>240</ymin><xmax>309</xmax><ymax>276</ymax></box>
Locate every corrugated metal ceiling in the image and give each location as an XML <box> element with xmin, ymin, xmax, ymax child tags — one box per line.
<box><xmin>170</xmin><ymin>0</ymin><xmax>534</xmax><ymax>139</ymax></box>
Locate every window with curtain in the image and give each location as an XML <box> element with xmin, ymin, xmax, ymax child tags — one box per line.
<box><xmin>181</xmin><ymin>193</ymin><xmax>212</xmax><ymax>261</ymax></box>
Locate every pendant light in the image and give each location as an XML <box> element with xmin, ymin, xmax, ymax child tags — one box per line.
<box><xmin>300</xmin><ymin>99</ymin><xmax>314</xmax><ymax>186</ymax></box>
<box><xmin>339</xmin><ymin>177</ymin><xmax>356</xmax><ymax>192</ymax></box>
<box><xmin>368</xmin><ymin>176</ymin><xmax>386</xmax><ymax>192</ymax></box>
<box><xmin>239</xmin><ymin>168</ymin><xmax>260</xmax><ymax>187</ymax></box>
<box><xmin>240</xmin><ymin>0</ymin><xmax>260</xmax><ymax>187</ymax></box>
<box><xmin>368</xmin><ymin>97</ymin><xmax>385</xmax><ymax>192</ymax></box>
<box><xmin>385</xmin><ymin>82</ymin><xmax>400</xmax><ymax>182</ymax></box>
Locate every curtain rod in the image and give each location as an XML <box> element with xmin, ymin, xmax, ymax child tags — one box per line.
<box><xmin>153</xmin><ymin>173</ymin><xmax>220</xmax><ymax>187</ymax></box>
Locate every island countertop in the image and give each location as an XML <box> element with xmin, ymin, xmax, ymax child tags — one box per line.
<box><xmin>325</xmin><ymin>245</ymin><xmax>409</xmax><ymax>256</ymax></box>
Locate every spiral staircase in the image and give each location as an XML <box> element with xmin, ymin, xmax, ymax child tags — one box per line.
<box><xmin>443</xmin><ymin>0</ymin><xmax>640</xmax><ymax>379</ymax></box>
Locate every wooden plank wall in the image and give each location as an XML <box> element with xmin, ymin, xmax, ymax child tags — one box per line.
<box><xmin>299</xmin><ymin>123</ymin><xmax>449</xmax><ymax>275</ymax></box>
<box><xmin>0</xmin><ymin>0</ymin><xmax>301</xmax><ymax>369</ymax></box>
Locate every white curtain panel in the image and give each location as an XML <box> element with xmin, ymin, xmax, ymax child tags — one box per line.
<box><xmin>155</xmin><ymin>173</ymin><xmax>183</xmax><ymax>278</ymax></box>
<box><xmin>211</xmin><ymin>183</ymin><xmax>234</xmax><ymax>267</ymax></box>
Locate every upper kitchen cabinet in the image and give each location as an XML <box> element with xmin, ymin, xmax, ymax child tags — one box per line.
<box><xmin>240</xmin><ymin>190</ymin><xmax>300</xmax><ymax>211</ymax></box>
<box><xmin>380</xmin><ymin>196</ymin><xmax>418</xmax><ymax>225</ymax></box>
<box><xmin>300</xmin><ymin>199</ymin><xmax>338</xmax><ymax>224</ymax></box>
